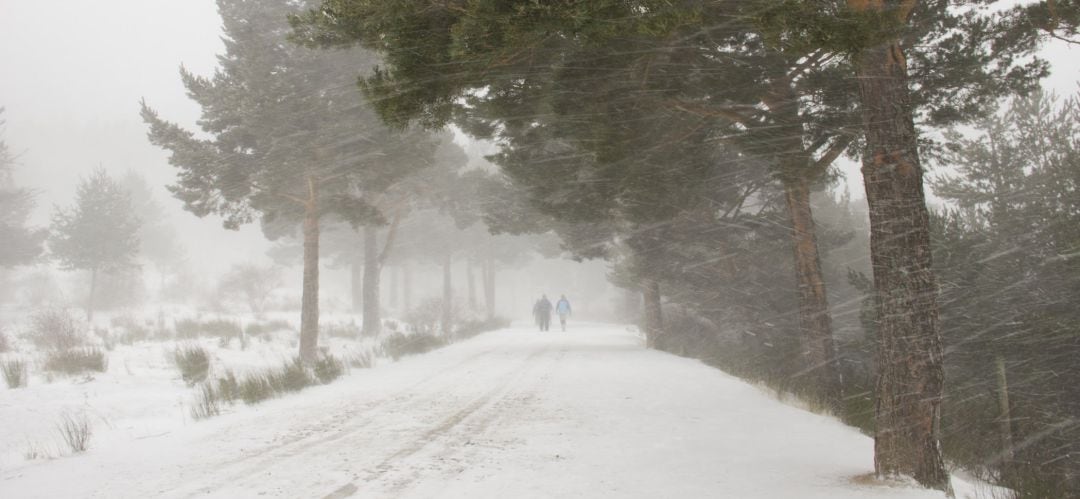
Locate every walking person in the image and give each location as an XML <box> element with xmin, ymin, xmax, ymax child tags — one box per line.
<box><xmin>532</xmin><ymin>298</ymin><xmax>542</xmax><ymax>329</ymax></box>
<box><xmin>556</xmin><ymin>294</ymin><xmax>572</xmax><ymax>331</ymax></box>
<box><xmin>533</xmin><ymin>294</ymin><xmax>553</xmax><ymax>332</ymax></box>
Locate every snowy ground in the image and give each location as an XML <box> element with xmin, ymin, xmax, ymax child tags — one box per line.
<box><xmin>2</xmin><ymin>322</ymin><xmax>998</xmax><ymax>498</ymax></box>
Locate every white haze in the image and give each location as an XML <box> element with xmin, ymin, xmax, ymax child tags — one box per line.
<box><xmin>0</xmin><ymin>0</ymin><xmax>261</xmax><ymax>274</ymax></box>
<box><xmin>0</xmin><ymin>0</ymin><xmax>629</xmax><ymax>324</ymax></box>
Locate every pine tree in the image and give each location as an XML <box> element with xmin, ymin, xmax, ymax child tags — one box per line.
<box><xmin>49</xmin><ymin>168</ymin><xmax>140</xmax><ymax>322</ymax></box>
<box><xmin>142</xmin><ymin>0</ymin><xmax>436</xmax><ymax>362</ymax></box>
<box><xmin>218</xmin><ymin>263</ymin><xmax>282</xmax><ymax>318</ymax></box>
<box><xmin>0</xmin><ymin>108</ymin><xmax>46</xmax><ymax>269</ymax></box>
<box><xmin>930</xmin><ymin>89</ymin><xmax>1080</xmax><ymax>495</ymax></box>
<box><xmin>120</xmin><ymin>172</ymin><xmax>185</xmax><ymax>296</ymax></box>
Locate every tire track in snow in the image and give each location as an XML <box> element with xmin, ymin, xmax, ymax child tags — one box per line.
<box><xmin>131</xmin><ymin>345</ymin><xmax>502</xmax><ymax>499</ymax></box>
<box><xmin>380</xmin><ymin>345</ymin><xmax>569</xmax><ymax>498</ymax></box>
<box><xmin>179</xmin><ymin>341</ymin><xmax>549</xmax><ymax>497</ymax></box>
<box><xmin>322</xmin><ymin>344</ymin><xmax>563</xmax><ymax>498</ymax></box>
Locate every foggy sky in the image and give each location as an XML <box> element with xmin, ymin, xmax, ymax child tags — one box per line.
<box><xmin>1</xmin><ymin>0</ymin><xmax>1078</xmax><ymax>273</ymax></box>
<box><xmin>0</xmin><ymin>0</ymin><xmax>265</xmax><ymax>274</ymax></box>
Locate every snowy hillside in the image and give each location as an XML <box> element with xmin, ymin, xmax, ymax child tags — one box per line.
<box><xmin>1</xmin><ymin>324</ymin><xmax>995</xmax><ymax>498</ymax></box>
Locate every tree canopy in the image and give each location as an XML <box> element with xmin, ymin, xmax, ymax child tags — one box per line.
<box><xmin>143</xmin><ymin>0</ymin><xmax>440</xmax><ymax>361</ymax></box>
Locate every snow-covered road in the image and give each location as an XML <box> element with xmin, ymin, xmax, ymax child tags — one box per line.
<box><xmin>2</xmin><ymin>323</ymin><xmax>978</xmax><ymax>498</ymax></box>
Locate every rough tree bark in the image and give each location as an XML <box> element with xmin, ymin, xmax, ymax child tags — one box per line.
<box><xmin>403</xmin><ymin>263</ymin><xmax>413</xmax><ymax>312</ymax></box>
<box><xmin>86</xmin><ymin>267</ymin><xmax>98</xmax><ymax>323</ymax></box>
<box><xmin>642</xmin><ymin>278</ymin><xmax>663</xmax><ymax>348</ymax></box>
<box><xmin>350</xmin><ymin>253</ymin><xmax>363</xmax><ymax>312</ymax></box>
<box><xmin>849</xmin><ymin>0</ymin><xmax>950</xmax><ymax>491</ymax></box>
<box><xmin>361</xmin><ymin>213</ymin><xmax>402</xmax><ymax>336</ymax></box>
<box><xmin>482</xmin><ymin>257</ymin><xmax>496</xmax><ymax>320</ymax></box>
<box><xmin>298</xmin><ymin>180</ymin><xmax>321</xmax><ymax>364</ymax></box>
<box><xmin>770</xmin><ymin>85</ymin><xmax>843</xmax><ymax>410</ymax></box>
<box><xmin>995</xmin><ymin>355</ymin><xmax>1015</xmax><ymax>467</ymax></box>
<box><xmin>441</xmin><ymin>252</ymin><xmax>453</xmax><ymax>335</ymax></box>
<box><xmin>467</xmin><ymin>259</ymin><xmax>477</xmax><ymax>312</ymax></box>
<box><xmin>624</xmin><ymin>287</ymin><xmax>641</xmax><ymax>323</ymax></box>
<box><xmin>782</xmin><ymin>175</ymin><xmax>842</xmax><ymax>409</ymax></box>
<box><xmin>361</xmin><ymin>225</ymin><xmax>381</xmax><ymax>336</ymax></box>
<box><xmin>389</xmin><ymin>265</ymin><xmax>399</xmax><ymax>311</ymax></box>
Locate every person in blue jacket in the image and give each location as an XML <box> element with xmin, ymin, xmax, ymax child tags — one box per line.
<box><xmin>555</xmin><ymin>294</ymin><xmax>572</xmax><ymax>331</ymax></box>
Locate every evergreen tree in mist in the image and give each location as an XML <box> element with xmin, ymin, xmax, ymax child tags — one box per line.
<box><xmin>120</xmin><ymin>172</ymin><xmax>186</xmax><ymax>295</ymax></box>
<box><xmin>0</xmin><ymin>108</ymin><xmax>46</xmax><ymax>269</ymax></box>
<box><xmin>265</xmin><ymin>134</ymin><xmax>469</xmax><ymax>336</ymax></box>
<box><xmin>218</xmin><ymin>263</ymin><xmax>282</xmax><ymax>319</ymax></box>
<box><xmin>141</xmin><ymin>0</ymin><xmax>437</xmax><ymax>362</ymax></box>
<box><xmin>928</xmin><ymin>90</ymin><xmax>1080</xmax><ymax>496</ymax></box>
<box><xmin>293</xmin><ymin>1</ymin><xmax>741</xmax><ymax>354</ymax></box>
<box><xmin>819</xmin><ymin>2</ymin><xmax>1070</xmax><ymax>488</ymax></box>
<box><xmin>49</xmin><ymin>168</ymin><xmax>140</xmax><ymax>322</ymax></box>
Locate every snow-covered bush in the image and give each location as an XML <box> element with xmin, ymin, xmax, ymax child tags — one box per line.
<box><xmin>174</xmin><ymin>318</ymin><xmax>241</xmax><ymax>342</ymax></box>
<box><xmin>28</xmin><ymin>308</ymin><xmax>86</xmax><ymax>351</ymax></box>
<box><xmin>44</xmin><ymin>347</ymin><xmax>108</xmax><ymax>374</ymax></box>
<box><xmin>2</xmin><ymin>358</ymin><xmax>28</xmax><ymax>388</ymax></box>
<box><xmin>215</xmin><ymin>263</ymin><xmax>281</xmax><ymax>318</ymax></box>
<box><xmin>455</xmin><ymin>317</ymin><xmax>511</xmax><ymax>340</ymax></box>
<box><xmin>202</xmin><ymin>319</ymin><xmax>241</xmax><ymax>340</ymax></box>
<box><xmin>267</xmin><ymin>359</ymin><xmax>311</xmax><ymax>393</ymax></box>
<box><xmin>172</xmin><ymin>344</ymin><xmax>210</xmax><ymax>385</ymax></box>
<box><xmin>383</xmin><ymin>332</ymin><xmax>446</xmax><ymax>361</ymax></box>
<box><xmin>321</xmin><ymin>320</ymin><xmax>360</xmax><ymax>339</ymax></box>
<box><xmin>346</xmin><ymin>350</ymin><xmax>374</xmax><ymax>369</ymax></box>
<box><xmin>404</xmin><ymin>297</ymin><xmax>443</xmax><ymax>335</ymax></box>
<box><xmin>233</xmin><ymin>359</ymin><xmax>321</xmax><ymax>405</ymax></box>
<box><xmin>238</xmin><ymin>374</ymin><xmax>275</xmax><ymax>405</ymax></box>
<box><xmin>108</xmin><ymin>314</ymin><xmax>151</xmax><ymax>345</ymax></box>
<box><xmin>312</xmin><ymin>354</ymin><xmax>344</xmax><ymax>384</ymax></box>
<box><xmin>244</xmin><ymin>319</ymin><xmax>293</xmax><ymax>338</ymax></box>
<box><xmin>23</xmin><ymin>440</ymin><xmax>53</xmax><ymax>461</ymax></box>
<box><xmin>190</xmin><ymin>384</ymin><xmax>220</xmax><ymax>420</ymax></box>
<box><xmin>215</xmin><ymin>369</ymin><xmax>239</xmax><ymax>401</ymax></box>
<box><xmin>0</xmin><ymin>328</ymin><xmax>10</xmax><ymax>352</ymax></box>
<box><xmin>190</xmin><ymin>358</ymin><xmax>345</xmax><ymax>419</ymax></box>
<box><xmin>174</xmin><ymin>318</ymin><xmax>200</xmax><ymax>339</ymax></box>
<box><xmin>57</xmin><ymin>412</ymin><xmax>92</xmax><ymax>453</ymax></box>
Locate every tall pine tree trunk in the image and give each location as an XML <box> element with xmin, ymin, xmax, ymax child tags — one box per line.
<box><xmin>848</xmin><ymin>1</ymin><xmax>949</xmax><ymax>490</ymax></box>
<box><xmin>389</xmin><ymin>265</ymin><xmax>399</xmax><ymax>311</ymax></box>
<box><xmin>624</xmin><ymin>287</ymin><xmax>641</xmax><ymax>323</ymax></box>
<box><xmin>642</xmin><ymin>278</ymin><xmax>663</xmax><ymax>348</ymax></box>
<box><xmin>86</xmin><ymin>267</ymin><xmax>98</xmax><ymax>323</ymax></box>
<box><xmin>467</xmin><ymin>259</ymin><xmax>477</xmax><ymax>312</ymax></box>
<box><xmin>298</xmin><ymin>185</ymin><xmax>321</xmax><ymax>364</ymax></box>
<box><xmin>158</xmin><ymin>268</ymin><xmax>167</xmax><ymax>301</ymax></box>
<box><xmin>782</xmin><ymin>175</ymin><xmax>842</xmax><ymax>409</ymax></box>
<box><xmin>403</xmin><ymin>263</ymin><xmax>413</xmax><ymax>313</ymax></box>
<box><xmin>996</xmin><ymin>355</ymin><xmax>1015</xmax><ymax>467</ymax></box>
<box><xmin>350</xmin><ymin>252</ymin><xmax>363</xmax><ymax>312</ymax></box>
<box><xmin>441</xmin><ymin>252</ymin><xmax>453</xmax><ymax>335</ymax></box>
<box><xmin>362</xmin><ymin>226</ymin><xmax>381</xmax><ymax>336</ymax></box>
<box><xmin>482</xmin><ymin>257</ymin><xmax>496</xmax><ymax>320</ymax></box>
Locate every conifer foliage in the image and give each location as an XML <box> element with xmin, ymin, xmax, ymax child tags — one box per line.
<box><xmin>0</xmin><ymin>108</ymin><xmax>46</xmax><ymax>269</ymax></box>
<box><xmin>49</xmin><ymin>169</ymin><xmax>140</xmax><ymax>322</ymax></box>
<box><xmin>142</xmin><ymin>0</ymin><xmax>436</xmax><ymax>362</ymax></box>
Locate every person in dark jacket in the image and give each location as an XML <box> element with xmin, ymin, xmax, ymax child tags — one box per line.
<box><xmin>533</xmin><ymin>294</ymin><xmax>553</xmax><ymax>331</ymax></box>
